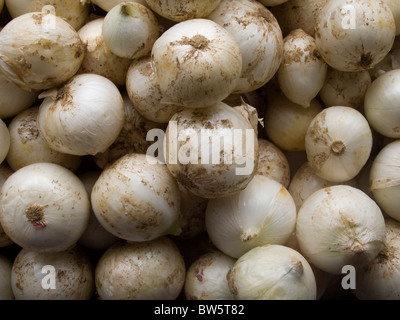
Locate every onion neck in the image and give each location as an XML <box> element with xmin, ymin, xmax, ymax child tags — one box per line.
<box><xmin>25</xmin><ymin>203</ymin><xmax>46</xmax><ymax>228</ymax></box>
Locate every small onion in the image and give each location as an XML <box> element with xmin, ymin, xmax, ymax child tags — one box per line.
<box><xmin>126</xmin><ymin>57</ymin><xmax>182</xmax><ymax>123</ymax></box>
<box><xmin>4</xmin><ymin>0</ymin><xmax>90</xmax><ymax>30</ymax></box>
<box><xmin>91</xmin><ymin>0</ymin><xmax>148</xmax><ymax>12</ymax></box>
<box><xmin>0</xmin><ymin>12</ymin><xmax>85</xmax><ymax>91</ymax></box>
<box><xmin>95</xmin><ymin>237</ymin><xmax>186</xmax><ymax>300</ymax></box>
<box><xmin>0</xmin><ymin>117</ymin><xmax>10</xmax><ymax>165</ymax></box>
<box><xmin>144</xmin><ymin>0</ymin><xmax>222</xmax><ymax>22</ymax></box>
<box><xmin>227</xmin><ymin>244</ymin><xmax>317</xmax><ymax>300</ymax></box>
<box><xmin>265</xmin><ymin>93</ymin><xmax>323</xmax><ymax>151</ymax></box>
<box><xmin>314</xmin><ymin>0</ymin><xmax>396</xmax><ymax>72</ymax></box>
<box><xmin>369</xmin><ymin>139</ymin><xmax>400</xmax><ymax>222</ymax></box>
<box><xmin>278</xmin><ymin>29</ymin><xmax>327</xmax><ymax>107</ymax></box>
<box><xmin>91</xmin><ymin>153</ymin><xmax>181</xmax><ymax>242</ymax></box>
<box><xmin>0</xmin><ymin>164</ymin><xmax>13</xmax><ymax>248</ymax></box>
<box><xmin>205</xmin><ymin>175</ymin><xmax>297</xmax><ymax>259</ymax></box>
<box><xmin>296</xmin><ymin>185</ymin><xmax>386</xmax><ymax>275</ymax></box>
<box><xmin>77</xmin><ymin>18</ymin><xmax>133</xmax><ymax>88</ymax></box>
<box><xmin>352</xmin><ymin>218</ymin><xmax>400</xmax><ymax>300</ymax></box>
<box><xmin>256</xmin><ymin>138</ymin><xmax>290</xmax><ymax>188</ymax></box>
<box><xmin>382</xmin><ymin>0</ymin><xmax>400</xmax><ymax>35</ymax></box>
<box><xmin>364</xmin><ymin>69</ymin><xmax>400</xmax><ymax>139</ymax></box>
<box><xmin>102</xmin><ymin>2</ymin><xmax>160</xmax><ymax>60</ymax></box>
<box><xmin>6</xmin><ymin>106</ymin><xmax>82</xmax><ymax>172</ymax></box>
<box><xmin>305</xmin><ymin>106</ymin><xmax>373</xmax><ymax>183</ymax></box>
<box><xmin>184</xmin><ymin>250</ymin><xmax>235</xmax><ymax>300</ymax></box>
<box><xmin>208</xmin><ymin>0</ymin><xmax>284</xmax><ymax>94</ymax></box>
<box><xmin>151</xmin><ymin>18</ymin><xmax>242</xmax><ymax>108</ymax></box>
<box><xmin>319</xmin><ymin>68</ymin><xmax>371</xmax><ymax>110</ymax></box>
<box><xmin>11</xmin><ymin>246</ymin><xmax>94</xmax><ymax>300</ymax></box>
<box><xmin>38</xmin><ymin>73</ymin><xmax>125</xmax><ymax>156</ymax></box>
<box><xmin>0</xmin><ymin>254</ymin><xmax>13</xmax><ymax>300</ymax></box>
<box><xmin>0</xmin><ymin>162</ymin><xmax>90</xmax><ymax>253</ymax></box>
<box><xmin>258</xmin><ymin>0</ymin><xmax>288</xmax><ymax>6</ymax></box>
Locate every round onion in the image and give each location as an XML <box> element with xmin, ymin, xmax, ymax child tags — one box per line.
<box><xmin>0</xmin><ymin>254</ymin><xmax>13</xmax><ymax>300</ymax></box>
<box><xmin>91</xmin><ymin>0</ymin><xmax>148</xmax><ymax>12</ymax></box>
<box><xmin>0</xmin><ymin>164</ymin><xmax>14</xmax><ymax>248</ymax></box>
<box><xmin>0</xmin><ymin>117</ymin><xmax>10</xmax><ymax>165</ymax></box>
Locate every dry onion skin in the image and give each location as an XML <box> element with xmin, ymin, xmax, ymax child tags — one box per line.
<box><xmin>11</xmin><ymin>246</ymin><xmax>94</xmax><ymax>300</ymax></box>
<box><xmin>0</xmin><ymin>11</ymin><xmax>85</xmax><ymax>91</ymax></box>
<box><xmin>4</xmin><ymin>0</ymin><xmax>90</xmax><ymax>30</ymax></box>
<box><xmin>91</xmin><ymin>153</ymin><xmax>181</xmax><ymax>242</ymax></box>
<box><xmin>305</xmin><ymin>106</ymin><xmax>373</xmax><ymax>183</ymax></box>
<box><xmin>352</xmin><ymin>218</ymin><xmax>400</xmax><ymax>300</ymax></box>
<box><xmin>38</xmin><ymin>73</ymin><xmax>125</xmax><ymax>156</ymax></box>
<box><xmin>151</xmin><ymin>18</ymin><xmax>242</xmax><ymax>108</ymax></box>
<box><xmin>207</xmin><ymin>0</ymin><xmax>284</xmax><ymax>94</ymax></box>
<box><xmin>369</xmin><ymin>139</ymin><xmax>400</xmax><ymax>222</ymax></box>
<box><xmin>77</xmin><ymin>17</ymin><xmax>133</xmax><ymax>88</ymax></box>
<box><xmin>184</xmin><ymin>250</ymin><xmax>235</xmax><ymax>300</ymax></box>
<box><xmin>205</xmin><ymin>175</ymin><xmax>297</xmax><ymax>259</ymax></box>
<box><xmin>6</xmin><ymin>106</ymin><xmax>82</xmax><ymax>172</ymax></box>
<box><xmin>227</xmin><ymin>244</ymin><xmax>317</xmax><ymax>300</ymax></box>
<box><xmin>314</xmin><ymin>0</ymin><xmax>396</xmax><ymax>72</ymax></box>
<box><xmin>95</xmin><ymin>237</ymin><xmax>186</xmax><ymax>300</ymax></box>
<box><xmin>0</xmin><ymin>254</ymin><xmax>13</xmax><ymax>300</ymax></box>
<box><xmin>0</xmin><ymin>162</ymin><xmax>90</xmax><ymax>253</ymax></box>
<box><xmin>296</xmin><ymin>185</ymin><xmax>386</xmax><ymax>275</ymax></box>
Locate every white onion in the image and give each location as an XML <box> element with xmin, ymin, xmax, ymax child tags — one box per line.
<box><xmin>0</xmin><ymin>254</ymin><xmax>13</xmax><ymax>300</ymax></box>
<box><xmin>126</xmin><ymin>57</ymin><xmax>182</xmax><ymax>123</ymax></box>
<box><xmin>364</xmin><ymin>69</ymin><xmax>400</xmax><ymax>139</ymax></box>
<box><xmin>38</xmin><ymin>73</ymin><xmax>125</xmax><ymax>156</ymax></box>
<box><xmin>258</xmin><ymin>0</ymin><xmax>288</xmax><ymax>6</ymax></box>
<box><xmin>95</xmin><ymin>237</ymin><xmax>186</xmax><ymax>300</ymax></box>
<box><xmin>296</xmin><ymin>185</ymin><xmax>386</xmax><ymax>275</ymax></box>
<box><xmin>91</xmin><ymin>0</ymin><xmax>148</xmax><ymax>12</ymax></box>
<box><xmin>6</xmin><ymin>106</ymin><xmax>82</xmax><ymax>172</ymax></box>
<box><xmin>205</xmin><ymin>175</ymin><xmax>297</xmax><ymax>259</ymax></box>
<box><xmin>0</xmin><ymin>162</ymin><xmax>90</xmax><ymax>252</ymax></box>
<box><xmin>352</xmin><ymin>218</ymin><xmax>400</xmax><ymax>300</ymax></box>
<box><xmin>319</xmin><ymin>68</ymin><xmax>371</xmax><ymax>109</ymax></box>
<box><xmin>305</xmin><ymin>106</ymin><xmax>373</xmax><ymax>183</ymax></box>
<box><xmin>0</xmin><ymin>117</ymin><xmax>10</xmax><ymax>165</ymax></box>
<box><xmin>207</xmin><ymin>0</ymin><xmax>284</xmax><ymax>94</ymax></box>
<box><xmin>11</xmin><ymin>246</ymin><xmax>94</xmax><ymax>300</ymax></box>
<box><xmin>227</xmin><ymin>244</ymin><xmax>317</xmax><ymax>300</ymax></box>
<box><xmin>0</xmin><ymin>12</ymin><xmax>85</xmax><ymax>91</ymax></box>
<box><xmin>315</xmin><ymin>0</ymin><xmax>396</xmax><ymax>72</ymax></box>
<box><xmin>144</xmin><ymin>0</ymin><xmax>222</xmax><ymax>22</ymax></box>
<box><xmin>0</xmin><ymin>164</ymin><xmax>13</xmax><ymax>248</ymax></box>
<box><xmin>278</xmin><ymin>29</ymin><xmax>327</xmax><ymax>107</ymax></box>
<box><xmin>151</xmin><ymin>18</ymin><xmax>242</xmax><ymax>108</ymax></box>
<box><xmin>4</xmin><ymin>0</ymin><xmax>90</xmax><ymax>30</ymax></box>
<box><xmin>91</xmin><ymin>153</ymin><xmax>181</xmax><ymax>242</ymax></box>
<box><xmin>102</xmin><ymin>2</ymin><xmax>160</xmax><ymax>60</ymax></box>
<box><xmin>369</xmin><ymin>139</ymin><xmax>400</xmax><ymax>222</ymax></box>
<box><xmin>77</xmin><ymin>18</ymin><xmax>133</xmax><ymax>88</ymax></box>
<box><xmin>382</xmin><ymin>0</ymin><xmax>400</xmax><ymax>35</ymax></box>
<box><xmin>184</xmin><ymin>250</ymin><xmax>235</xmax><ymax>300</ymax></box>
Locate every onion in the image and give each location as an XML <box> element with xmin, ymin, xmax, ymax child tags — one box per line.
<box><xmin>37</xmin><ymin>73</ymin><xmax>125</xmax><ymax>156</ymax></box>
<box><xmin>6</xmin><ymin>106</ymin><xmax>82</xmax><ymax>172</ymax></box>
<box><xmin>0</xmin><ymin>254</ymin><xmax>13</xmax><ymax>300</ymax></box>
<box><xmin>205</xmin><ymin>175</ymin><xmax>297</xmax><ymax>259</ymax></box>
<box><xmin>144</xmin><ymin>0</ymin><xmax>222</xmax><ymax>22</ymax></box>
<box><xmin>91</xmin><ymin>0</ymin><xmax>148</xmax><ymax>12</ymax></box>
<box><xmin>0</xmin><ymin>117</ymin><xmax>10</xmax><ymax>165</ymax></box>
<box><xmin>0</xmin><ymin>162</ymin><xmax>90</xmax><ymax>253</ymax></box>
<box><xmin>126</xmin><ymin>57</ymin><xmax>182</xmax><ymax>123</ymax></box>
<box><xmin>102</xmin><ymin>2</ymin><xmax>160</xmax><ymax>60</ymax></box>
<box><xmin>95</xmin><ymin>237</ymin><xmax>186</xmax><ymax>300</ymax></box>
<box><xmin>0</xmin><ymin>164</ymin><xmax>13</xmax><ymax>248</ymax></box>
<box><xmin>256</xmin><ymin>138</ymin><xmax>290</xmax><ymax>188</ymax></box>
<box><xmin>278</xmin><ymin>29</ymin><xmax>327</xmax><ymax>107</ymax></box>
<box><xmin>352</xmin><ymin>218</ymin><xmax>400</xmax><ymax>300</ymax></box>
<box><xmin>369</xmin><ymin>139</ymin><xmax>400</xmax><ymax>222</ymax></box>
<box><xmin>164</xmin><ymin>101</ymin><xmax>258</xmax><ymax>199</ymax></box>
<box><xmin>207</xmin><ymin>0</ymin><xmax>284</xmax><ymax>94</ymax></box>
<box><xmin>4</xmin><ymin>0</ymin><xmax>90</xmax><ymax>30</ymax></box>
<box><xmin>77</xmin><ymin>18</ymin><xmax>133</xmax><ymax>88</ymax></box>
<box><xmin>296</xmin><ymin>185</ymin><xmax>386</xmax><ymax>275</ymax></box>
<box><xmin>305</xmin><ymin>106</ymin><xmax>373</xmax><ymax>183</ymax></box>
<box><xmin>258</xmin><ymin>0</ymin><xmax>288</xmax><ymax>6</ymax></box>
<box><xmin>184</xmin><ymin>250</ymin><xmax>235</xmax><ymax>300</ymax></box>
<box><xmin>151</xmin><ymin>18</ymin><xmax>242</xmax><ymax>108</ymax></box>
<box><xmin>227</xmin><ymin>244</ymin><xmax>317</xmax><ymax>300</ymax></box>
<box><xmin>0</xmin><ymin>11</ymin><xmax>85</xmax><ymax>91</ymax></box>
<box><xmin>382</xmin><ymin>0</ymin><xmax>400</xmax><ymax>36</ymax></box>
<box><xmin>91</xmin><ymin>153</ymin><xmax>181</xmax><ymax>242</ymax></box>
<box><xmin>11</xmin><ymin>246</ymin><xmax>94</xmax><ymax>300</ymax></box>
<box><xmin>364</xmin><ymin>69</ymin><xmax>400</xmax><ymax>139</ymax></box>
<box><xmin>315</xmin><ymin>0</ymin><xmax>396</xmax><ymax>72</ymax></box>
